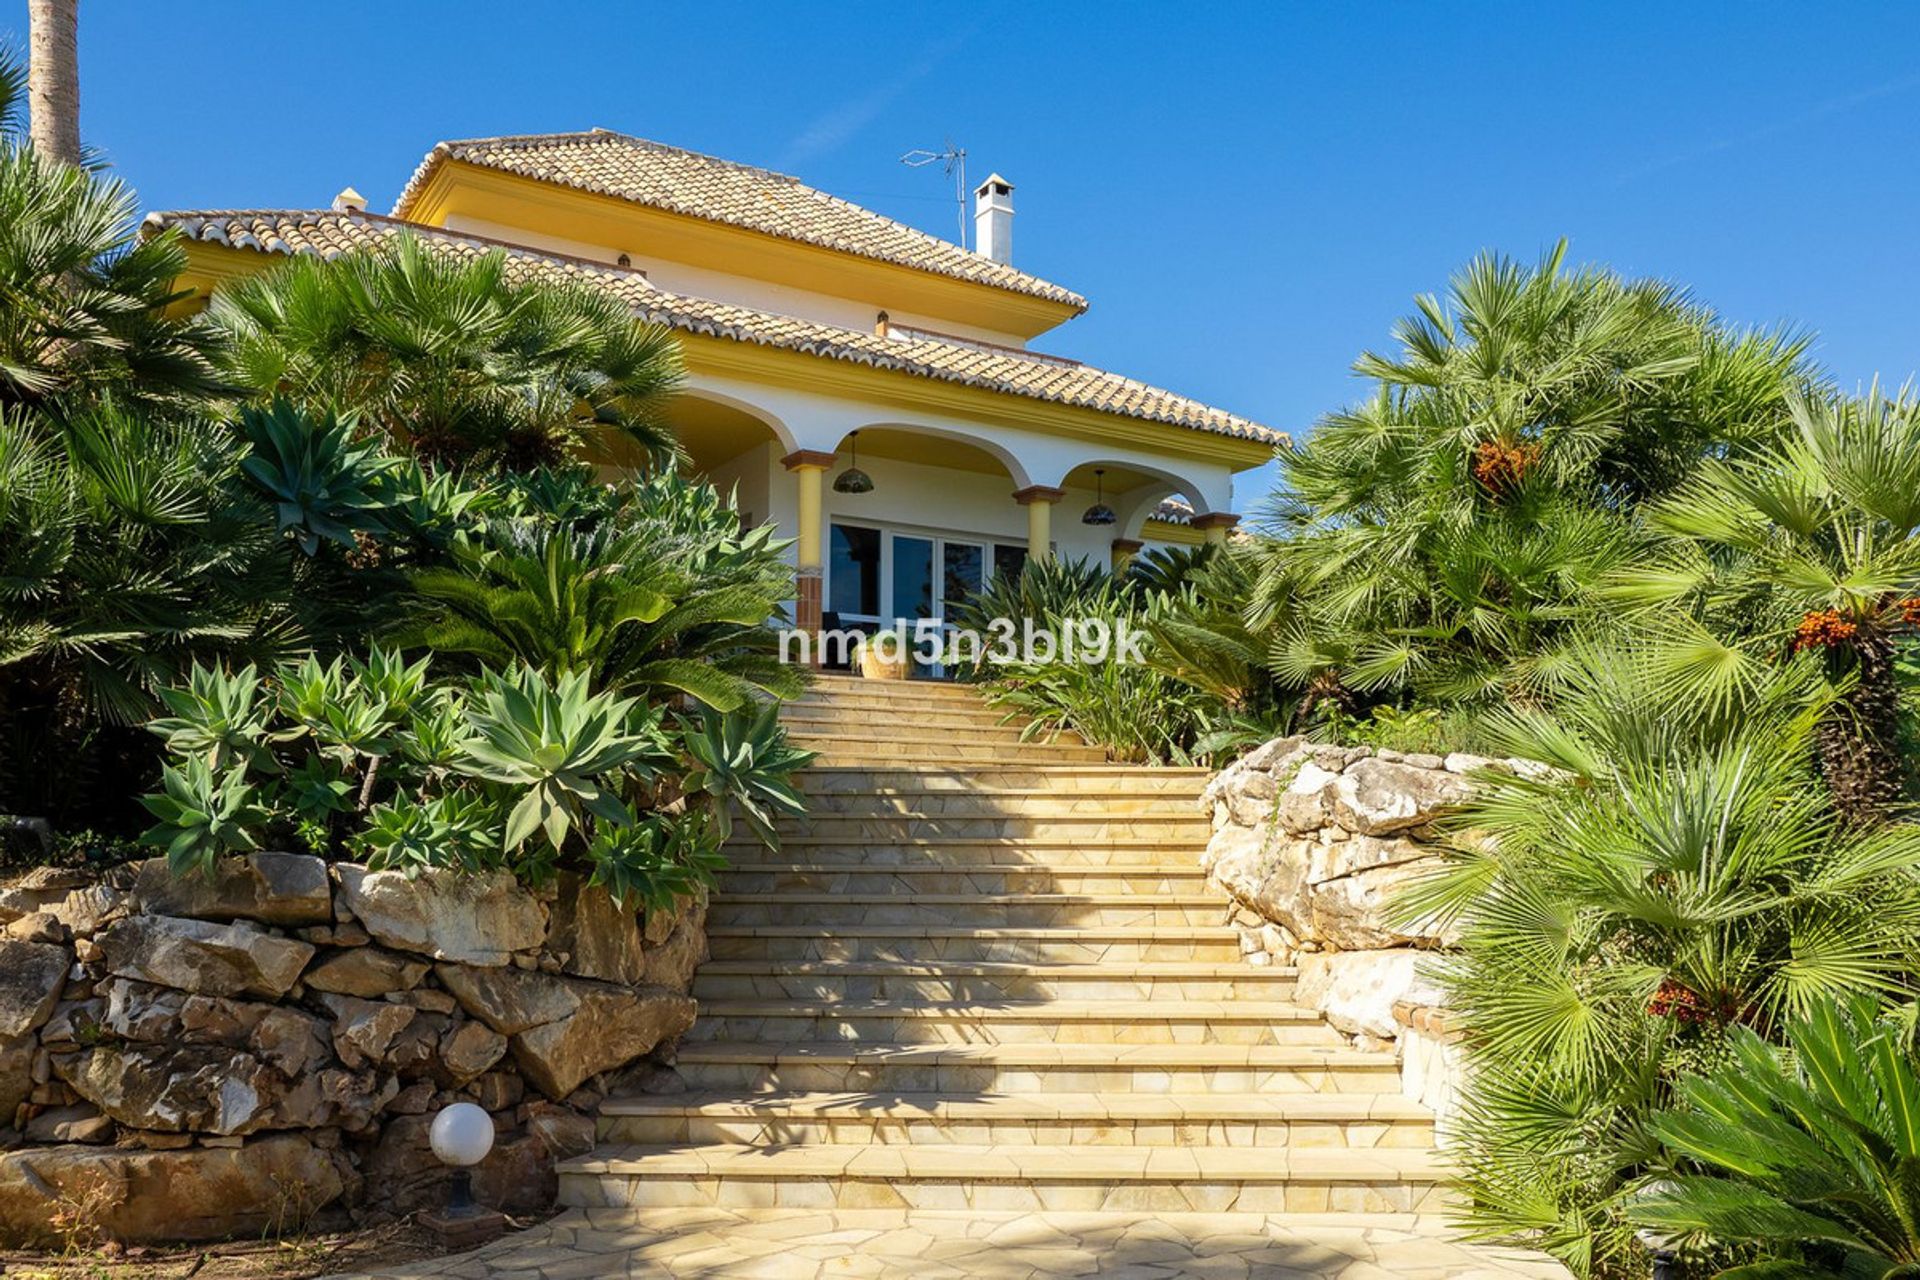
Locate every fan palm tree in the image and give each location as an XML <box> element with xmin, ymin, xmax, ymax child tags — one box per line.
<box><xmin>213</xmin><ymin>233</ymin><xmax>684</xmax><ymax>474</ymax></box>
<box><xmin>1632</xmin><ymin>996</ymin><xmax>1920</xmax><ymax>1278</ymax></box>
<box><xmin>1248</xmin><ymin>241</ymin><xmax>1815</xmax><ymax>717</ymax></box>
<box><xmin>0</xmin><ymin>401</ymin><xmax>300</xmax><ymax>828</ymax></box>
<box><xmin>1407</xmin><ymin>640</ymin><xmax>1920</xmax><ymax>1275</ymax></box>
<box><xmin>0</xmin><ymin>44</ymin><xmax>24</xmax><ymax>140</ymax></box>
<box><xmin>0</xmin><ymin>143</ymin><xmax>223</xmax><ymax>412</ymax></box>
<box><xmin>1610</xmin><ymin>386</ymin><xmax>1920</xmax><ymax>824</ymax></box>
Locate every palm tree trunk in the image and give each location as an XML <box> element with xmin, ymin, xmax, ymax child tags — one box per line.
<box><xmin>1818</xmin><ymin>628</ymin><xmax>1907</xmax><ymax>825</ymax></box>
<box><xmin>27</xmin><ymin>0</ymin><xmax>80</xmax><ymax>166</ymax></box>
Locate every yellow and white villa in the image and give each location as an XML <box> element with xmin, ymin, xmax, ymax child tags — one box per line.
<box><xmin>148</xmin><ymin>129</ymin><xmax>1281</xmax><ymax>640</ymax></box>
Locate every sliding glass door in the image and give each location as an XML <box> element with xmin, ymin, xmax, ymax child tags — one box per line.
<box><xmin>826</xmin><ymin>523</ymin><xmax>997</xmax><ymax>677</ymax></box>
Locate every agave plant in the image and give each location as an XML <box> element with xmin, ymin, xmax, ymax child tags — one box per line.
<box><xmin>356</xmin><ymin>791</ymin><xmax>501</xmax><ymax>876</ymax></box>
<box><xmin>146</xmin><ymin>662</ymin><xmax>280</xmax><ymax>773</ymax></box>
<box><xmin>140</xmin><ymin>758</ymin><xmax>266</xmax><ymax>876</ymax></box>
<box><xmin>587</xmin><ymin>810</ymin><xmax>727</xmax><ymax>912</ymax></box>
<box><xmin>454</xmin><ymin>665</ymin><xmax>669</xmax><ymax>852</ymax></box>
<box><xmin>1632</xmin><ymin>996</ymin><xmax>1920</xmax><ymax>1277</ymax></box>
<box><xmin>676</xmin><ymin>702</ymin><xmax>814</xmax><ymax>848</ymax></box>
<box><xmin>238</xmin><ymin>399</ymin><xmax>397</xmax><ymax>555</ymax></box>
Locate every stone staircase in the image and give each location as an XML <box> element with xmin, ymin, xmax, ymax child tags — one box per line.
<box><xmin>557</xmin><ymin>675</ymin><xmax>1450</xmax><ymax>1221</ymax></box>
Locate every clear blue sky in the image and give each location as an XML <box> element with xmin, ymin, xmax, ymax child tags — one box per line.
<box><xmin>13</xmin><ymin>1</ymin><xmax>1920</xmax><ymax>509</ymax></box>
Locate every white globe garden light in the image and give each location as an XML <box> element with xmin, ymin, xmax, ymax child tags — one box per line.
<box><xmin>429</xmin><ymin>1102</ymin><xmax>495</xmax><ymax>1218</ymax></box>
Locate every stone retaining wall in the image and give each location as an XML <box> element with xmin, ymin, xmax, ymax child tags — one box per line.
<box><xmin>1200</xmin><ymin>737</ymin><xmax>1539</xmax><ymax>1137</ymax></box>
<box><xmin>0</xmin><ymin>854</ymin><xmax>706</xmax><ymax>1245</ymax></box>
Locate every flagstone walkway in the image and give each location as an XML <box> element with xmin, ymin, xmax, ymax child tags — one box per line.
<box><xmin>344</xmin><ymin>1206</ymin><xmax>1570</xmax><ymax>1278</ymax></box>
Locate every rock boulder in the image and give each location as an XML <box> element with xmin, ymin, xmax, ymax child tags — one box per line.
<box><xmin>95</xmin><ymin>915</ymin><xmax>314</xmax><ymax>999</ymax></box>
<box><xmin>334</xmin><ymin>866</ymin><xmax>546</xmax><ymax>966</ymax></box>
<box><xmin>0</xmin><ymin>1135</ymin><xmax>348</xmax><ymax>1245</ymax></box>
<box><xmin>133</xmin><ymin>853</ymin><xmax>332</xmax><ymax>926</ymax></box>
<box><xmin>439</xmin><ymin>963</ymin><xmax>696</xmax><ymax>1099</ymax></box>
<box><xmin>0</xmin><ymin>939</ymin><xmax>68</xmax><ymax>1037</ymax></box>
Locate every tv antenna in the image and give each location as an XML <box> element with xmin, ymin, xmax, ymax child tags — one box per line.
<box><xmin>900</xmin><ymin>141</ymin><xmax>968</xmax><ymax>248</ymax></box>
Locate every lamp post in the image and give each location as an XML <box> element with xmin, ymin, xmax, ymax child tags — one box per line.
<box><xmin>422</xmin><ymin>1103</ymin><xmax>507</xmax><ymax>1248</ymax></box>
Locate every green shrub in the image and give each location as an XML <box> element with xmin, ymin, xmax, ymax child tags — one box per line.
<box><xmin>1407</xmin><ymin>642</ymin><xmax>1920</xmax><ymax>1276</ymax></box>
<box><xmin>1247</xmin><ymin>241</ymin><xmax>1817</xmax><ymax>718</ymax></box>
<box><xmin>397</xmin><ymin>470</ymin><xmax>801</xmax><ymax>711</ymax></box>
<box><xmin>136</xmin><ymin>649</ymin><xmax>808</xmax><ymax>908</ymax></box>
<box><xmin>1633</xmin><ymin>996</ymin><xmax>1920</xmax><ymax>1277</ymax></box>
<box><xmin>212</xmin><ymin>232</ymin><xmax>685</xmax><ymax>474</ymax></box>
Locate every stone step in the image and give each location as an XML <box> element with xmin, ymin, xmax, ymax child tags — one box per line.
<box><xmin>800</xmin><ymin>676</ymin><xmax>989</xmax><ymax>703</ymax></box>
<box><xmin>683</xmin><ymin>1000</ymin><xmax>1342</xmax><ymax>1046</ymax></box>
<box><xmin>785</xmin><ymin>734</ymin><xmax>1109</xmax><ymax>764</ymax></box>
<box><xmin>675</xmin><ymin>1042</ymin><xmax>1402</xmax><ymax>1095</ymax></box>
<box><xmin>789</xmin><ymin>790</ymin><xmax>1202</xmax><ymax>817</ymax></box>
<box><xmin>796</xmin><ymin>765</ymin><xmax>1211</xmax><ymax>795</ymax></box>
<box><xmin>559</xmin><ymin>1142</ymin><xmax>1451</xmax><ymax>1213</ymax></box>
<box><xmin>725</xmin><ymin>837</ymin><xmax>1206</xmax><ymax>867</ymax></box>
<box><xmin>691</xmin><ymin>960</ymin><xmax>1298</xmax><ymax>1003</ymax></box>
<box><xmin>769</xmin><ymin>814</ymin><xmax>1212</xmax><ymax>842</ymax></box>
<box><xmin>596</xmin><ymin>1090</ymin><xmax>1435</xmax><ymax>1149</ymax></box>
<box><xmin>706</xmin><ymin>924</ymin><xmax>1244</xmax><ymax>964</ymax></box>
<box><xmin>785</xmin><ymin>715</ymin><xmax>1037</xmax><ymax>744</ymax></box>
<box><xmin>716</xmin><ymin>863</ymin><xmax>1212</xmax><ymax>895</ymax></box>
<box><xmin>783</xmin><ymin>705</ymin><xmax>1027</xmax><ymax>733</ymax></box>
<box><xmin>708</xmin><ymin>893</ymin><xmax>1231</xmax><ymax>930</ymax></box>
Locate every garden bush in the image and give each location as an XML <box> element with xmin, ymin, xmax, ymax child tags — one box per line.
<box><xmin>1407</xmin><ymin>642</ymin><xmax>1920</xmax><ymax>1276</ymax></box>
<box><xmin>140</xmin><ymin>648</ymin><xmax>809</xmax><ymax>909</ymax></box>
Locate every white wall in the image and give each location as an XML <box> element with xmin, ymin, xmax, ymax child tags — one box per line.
<box><xmin>684</xmin><ymin>372</ymin><xmax>1237</xmax><ymax>517</ymax></box>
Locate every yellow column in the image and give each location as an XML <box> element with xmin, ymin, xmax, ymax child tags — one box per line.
<box><xmin>1192</xmin><ymin>513</ymin><xmax>1240</xmax><ymax>547</ymax></box>
<box><xmin>1013</xmin><ymin>485</ymin><xmax>1064</xmax><ymax>564</ymax></box>
<box><xmin>1110</xmin><ymin>538</ymin><xmax>1144</xmax><ymax>572</ymax></box>
<box><xmin>783</xmin><ymin>449</ymin><xmax>838</xmax><ymax>634</ymax></box>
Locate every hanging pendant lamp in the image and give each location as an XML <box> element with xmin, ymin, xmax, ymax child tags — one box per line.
<box><xmin>1081</xmin><ymin>468</ymin><xmax>1117</xmax><ymax>525</ymax></box>
<box><xmin>833</xmin><ymin>431</ymin><xmax>873</xmax><ymax>495</ymax></box>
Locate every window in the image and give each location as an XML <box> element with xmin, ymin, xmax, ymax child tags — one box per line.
<box><xmin>993</xmin><ymin>543</ymin><xmax>1028</xmax><ymax>583</ymax></box>
<box><xmin>828</xmin><ymin>524</ymin><xmax>880</xmax><ymax>615</ymax></box>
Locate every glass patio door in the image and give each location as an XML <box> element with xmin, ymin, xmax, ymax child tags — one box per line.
<box><xmin>889</xmin><ymin>535</ymin><xmax>984</xmax><ymax>676</ymax></box>
<box><xmin>827</xmin><ymin>522</ymin><xmax>989</xmax><ymax>676</ymax></box>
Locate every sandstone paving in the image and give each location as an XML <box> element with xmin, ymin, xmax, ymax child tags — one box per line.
<box><xmin>336</xmin><ymin>677</ymin><xmax>1567</xmax><ymax>1278</ymax></box>
<box><xmin>333</xmin><ymin>1207</ymin><xmax>1569</xmax><ymax>1278</ymax></box>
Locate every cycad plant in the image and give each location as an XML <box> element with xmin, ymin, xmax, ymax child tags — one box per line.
<box><xmin>1632</xmin><ymin>996</ymin><xmax>1920</xmax><ymax>1278</ymax></box>
<box><xmin>1249</xmin><ymin>241</ymin><xmax>1814</xmax><ymax>716</ymax></box>
<box><xmin>1408</xmin><ymin>640</ymin><xmax>1920</xmax><ymax>1277</ymax></box>
<box><xmin>398</xmin><ymin>500</ymin><xmax>800</xmax><ymax>711</ymax></box>
<box><xmin>1611</xmin><ymin>386</ymin><xmax>1920</xmax><ymax>823</ymax></box>
<box><xmin>0</xmin><ymin>142</ymin><xmax>223</xmax><ymax>413</ymax></box>
<box><xmin>212</xmin><ymin>233</ymin><xmax>684</xmax><ymax>473</ymax></box>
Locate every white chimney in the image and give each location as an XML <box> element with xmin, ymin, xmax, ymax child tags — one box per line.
<box><xmin>332</xmin><ymin>186</ymin><xmax>368</xmax><ymax>214</ymax></box>
<box><xmin>973</xmin><ymin>173</ymin><xmax>1014</xmax><ymax>265</ymax></box>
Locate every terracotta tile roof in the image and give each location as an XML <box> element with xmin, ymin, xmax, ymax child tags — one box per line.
<box><xmin>144</xmin><ymin>209</ymin><xmax>1283</xmax><ymax>449</ymax></box>
<box><xmin>1150</xmin><ymin>497</ymin><xmax>1195</xmax><ymax>525</ymax></box>
<box><xmin>391</xmin><ymin>130</ymin><xmax>1088</xmax><ymax>311</ymax></box>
